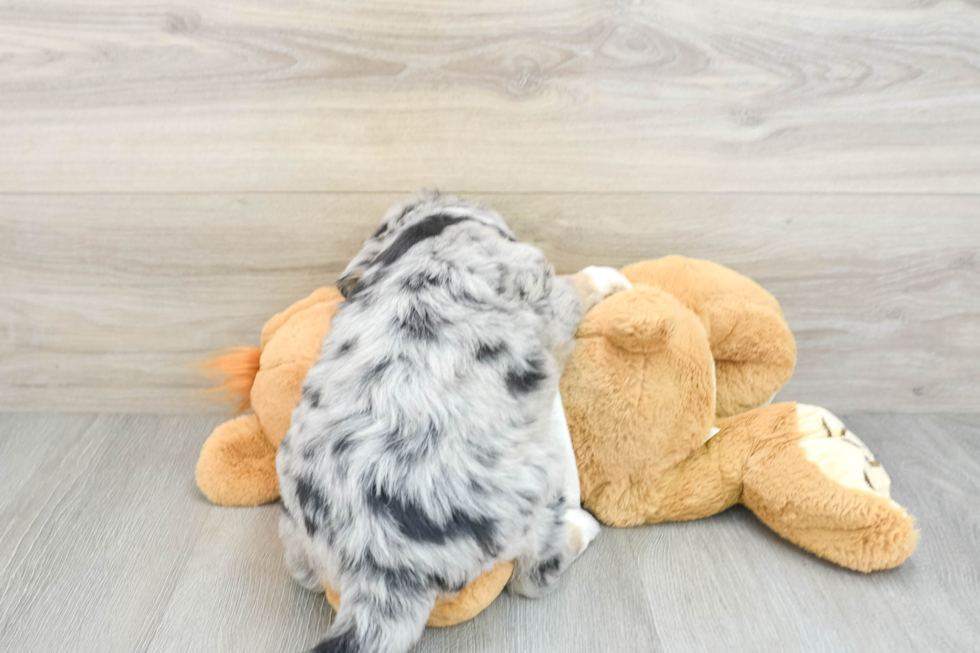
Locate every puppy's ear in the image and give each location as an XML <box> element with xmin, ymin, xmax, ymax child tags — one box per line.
<box><xmin>496</xmin><ymin>246</ymin><xmax>553</xmax><ymax>304</ymax></box>
<box><xmin>337</xmin><ymin>269</ymin><xmax>363</xmax><ymax>300</ymax></box>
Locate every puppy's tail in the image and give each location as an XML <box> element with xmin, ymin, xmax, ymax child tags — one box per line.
<box><xmin>308</xmin><ymin>577</ymin><xmax>435</xmax><ymax>653</ymax></box>
<box><xmin>196</xmin><ymin>347</ymin><xmax>262</xmax><ymax>413</ymax></box>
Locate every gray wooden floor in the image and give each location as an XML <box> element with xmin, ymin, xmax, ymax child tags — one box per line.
<box><xmin>0</xmin><ymin>413</ymin><xmax>977</xmax><ymax>652</ymax></box>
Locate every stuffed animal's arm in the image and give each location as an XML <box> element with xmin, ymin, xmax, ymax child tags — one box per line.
<box><xmin>740</xmin><ymin>404</ymin><xmax>917</xmax><ymax>571</ymax></box>
<box><xmin>708</xmin><ymin>297</ymin><xmax>797</xmax><ymax>417</ymax></box>
<box><xmin>664</xmin><ymin>402</ymin><xmax>918</xmax><ymax>572</ymax></box>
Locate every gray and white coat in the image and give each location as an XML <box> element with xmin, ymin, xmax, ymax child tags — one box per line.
<box><xmin>277</xmin><ymin>193</ymin><xmax>629</xmax><ymax>653</ymax></box>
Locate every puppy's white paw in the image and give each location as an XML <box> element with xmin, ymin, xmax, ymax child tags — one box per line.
<box><xmin>565</xmin><ymin>508</ymin><xmax>601</xmax><ymax>556</ymax></box>
<box><xmin>582</xmin><ymin>266</ymin><xmax>632</xmax><ymax>298</ymax></box>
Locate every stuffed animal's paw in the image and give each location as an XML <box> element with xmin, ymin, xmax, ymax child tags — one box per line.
<box><xmin>742</xmin><ymin>403</ymin><xmax>918</xmax><ymax>572</ymax></box>
<box><xmin>195</xmin><ymin>414</ymin><xmax>279</xmax><ymax>506</ymax></box>
<box><xmin>797</xmin><ymin>404</ymin><xmax>891</xmax><ymax>498</ymax></box>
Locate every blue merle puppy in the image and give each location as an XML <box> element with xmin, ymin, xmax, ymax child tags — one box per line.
<box><xmin>277</xmin><ymin>193</ymin><xmax>631</xmax><ymax>653</ymax></box>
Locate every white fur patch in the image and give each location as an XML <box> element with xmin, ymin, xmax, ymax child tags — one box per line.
<box><xmin>565</xmin><ymin>508</ymin><xmax>601</xmax><ymax>554</ymax></box>
<box><xmin>582</xmin><ymin>266</ymin><xmax>632</xmax><ymax>296</ymax></box>
<box><xmin>550</xmin><ymin>392</ymin><xmax>581</xmax><ymax>507</ymax></box>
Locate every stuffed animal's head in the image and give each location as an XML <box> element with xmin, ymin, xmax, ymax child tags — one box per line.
<box><xmin>560</xmin><ymin>257</ymin><xmax>797</xmax><ymax>524</ymax></box>
<box><xmin>620</xmin><ymin>256</ymin><xmax>796</xmax><ymax>418</ymax></box>
<box><xmin>561</xmin><ymin>283</ymin><xmax>718</xmax><ymax>523</ymax></box>
<box><xmin>251</xmin><ymin>287</ymin><xmax>345</xmax><ymax>447</ymax></box>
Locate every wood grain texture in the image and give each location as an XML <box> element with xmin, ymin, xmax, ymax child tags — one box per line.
<box><xmin>0</xmin><ymin>415</ymin><xmax>213</xmax><ymax>651</ymax></box>
<box><xmin>1</xmin><ymin>0</ymin><xmax>979</xmax><ymax>193</ymax></box>
<box><xmin>1</xmin><ymin>193</ymin><xmax>977</xmax><ymax>413</ymax></box>
<box><xmin>1</xmin><ymin>0</ymin><xmax>978</xmax><ymax>411</ymax></box>
<box><xmin>0</xmin><ymin>412</ymin><xmax>977</xmax><ymax>652</ymax></box>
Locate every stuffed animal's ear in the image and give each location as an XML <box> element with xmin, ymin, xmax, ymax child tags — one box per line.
<box><xmin>599</xmin><ymin>286</ymin><xmax>698</xmax><ymax>354</ymax></box>
<box><xmin>605</xmin><ymin>309</ymin><xmax>673</xmax><ymax>353</ymax></box>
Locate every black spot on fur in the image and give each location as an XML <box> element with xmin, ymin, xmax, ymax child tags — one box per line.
<box><xmin>365</xmin><ymin>358</ymin><xmax>391</xmax><ymax>382</ymax></box>
<box><xmin>303</xmin><ymin>386</ymin><xmax>322</xmax><ymax>408</ymax></box>
<box><xmin>397</xmin><ymin>305</ymin><xmax>443</xmax><ymax>341</ymax></box>
<box><xmin>497</xmin><ymin>228</ymin><xmax>516</xmax><ymax>242</ymax></box>
<box><xmin>459</xmin><ymin>287</ymin><xmax>488</xmax><ymax>308</ymax></box>
<box><xmin>493</xmin><ymin>263</ymin><xmax>509</xmax><ymax>295</ymax></box>
<box><xmin>300</xmin><ymin>441</ymin><xmax>316</xmax><ymax>460</ymax></box>
<box><xmin>355</xmin><ymin>551</ymin><xmax>431</xmax><ymax>604</ymax></box>
<box><xmin>469</xmin><ymin>478</ymin><xmax>488</xmax><ymax>495</ymax></box>
<box><xmin>310</xmin><ymin>624</ymin><xmax>358</xmax><ymax>653</ymax></box>
<box><xmin>505</xmin><ymin>358</ymin><xmax>547</xmax><ymax>396</ymax></box>
<box><xmin>322</xmin><ymin>413</ymin><xmax>370</xmax><ymax>460</ymax></box>
<box><xmin>373</xmin><ymin>221</ymin><xmax>389</xmax><ymax>238</ymax></box>
<box><xmin>337</xmin><ymin>549</ymin><xmax>354</xmax><ymax>573</ymax></box>
<box><xmin>423</xmin><ymin>421</ymin><xmax>440</xmax><ymax>449</ymax></box>
<box><xmin>403</xmin><ymin>269</ymin><xmax>447</xmax><ymax>292</ymax></box>
<box><xmin>296</xmin><ymin>476</ymin><xmax>330</xmax><ymax>536</ymax></box>
<box><xmin>374</xmin><ymin>214</ymin><xmax>469</xmax><ymax>268</ymax></box>
<box><xmin>550</xmin><ymin>495</ymin><xmax>567</xmax><ymax>528</ymax></box>
<box><xmin>368</xmin><ymin>487</ymin><xmax>499</xmax><ymax>556</ymax></box>
<box><xmin>548</xmin><ymin>495</ymin><xmax>566</xmax><ymax>512</ymax></box>
<box><xmin>338</xmin><ymin>339</ymin><xmax>356</xmax><ymax>355</ymax></box>
<box><xmin>476</xmin><ymin>341</ymin><xmax>507</xmax><ymax>362</ymax></box>
<box><xmin>303</xmin><ymin>515</ymin><xmax>318</xmax><ymax>536</ymax></box>
<box><xmin>332</xmin><ymin>431</ymin><xmax>355</xmax><ymax>457</ymax></box>
<box><xmin>382</xmin><ymin>564</ymin><xmax>425</xmax><ymax>597</ymax></box>
<box><xmin>430</xmin><ymin>573</ymin><xmax>466</xmax><ymax>593</ymax></box>
<box><xmin>384</xmin><ymin>422</ymin><xmax>439</xmax><ymax>462</ymax></box>
<box><xmin>537</xmin><ymin>555</ymin><xmax>562</xmax><ymax>581</ymax></box>
<box><xmin>430</xmin><ymin>574</ymin><xmax>452</xmax><ymax>592</ymax></box>
<box><xmin>474</xmin><ymin>448</ymin><xmax>500</xmax><ymax>467</ymax></box>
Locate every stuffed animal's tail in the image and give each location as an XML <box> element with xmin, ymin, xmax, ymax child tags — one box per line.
<box><xmin>308</xmin><ymin>578</ymin><xmax>435</xmax><ymax>653</ymax></box>
<box><xmin>197</xmin><ymin>347</ymin><xmax>262</xmax><ymax>413</ymax></box>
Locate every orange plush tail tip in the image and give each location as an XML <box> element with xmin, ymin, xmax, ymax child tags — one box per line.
<box><xmin>196</xmin><ymin>347</ymin><xmax>262</xmax><ymax>413</ymax></box>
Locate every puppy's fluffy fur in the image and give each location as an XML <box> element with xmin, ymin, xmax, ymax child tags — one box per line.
<box><xmin>277</xmin><ymin>193</ymin><xmax>626</xmax><ymax>653</ymax></box>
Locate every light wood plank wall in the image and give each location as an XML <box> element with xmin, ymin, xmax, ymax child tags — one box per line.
<box><xmin>1</xmin><ymin>0</ymin><xmax>978</xmax><ymax>413</ymax></box>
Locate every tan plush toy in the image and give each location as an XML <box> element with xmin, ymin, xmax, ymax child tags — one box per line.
<box><xmin>561</xmin><ymin>256</ymin><xmax>918</xmax><ymax>572</ymax></box>
<box><xmin>196</xmin><ymin>255</ymin><xmax>917</xmax><ymax>631</ymax></box>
